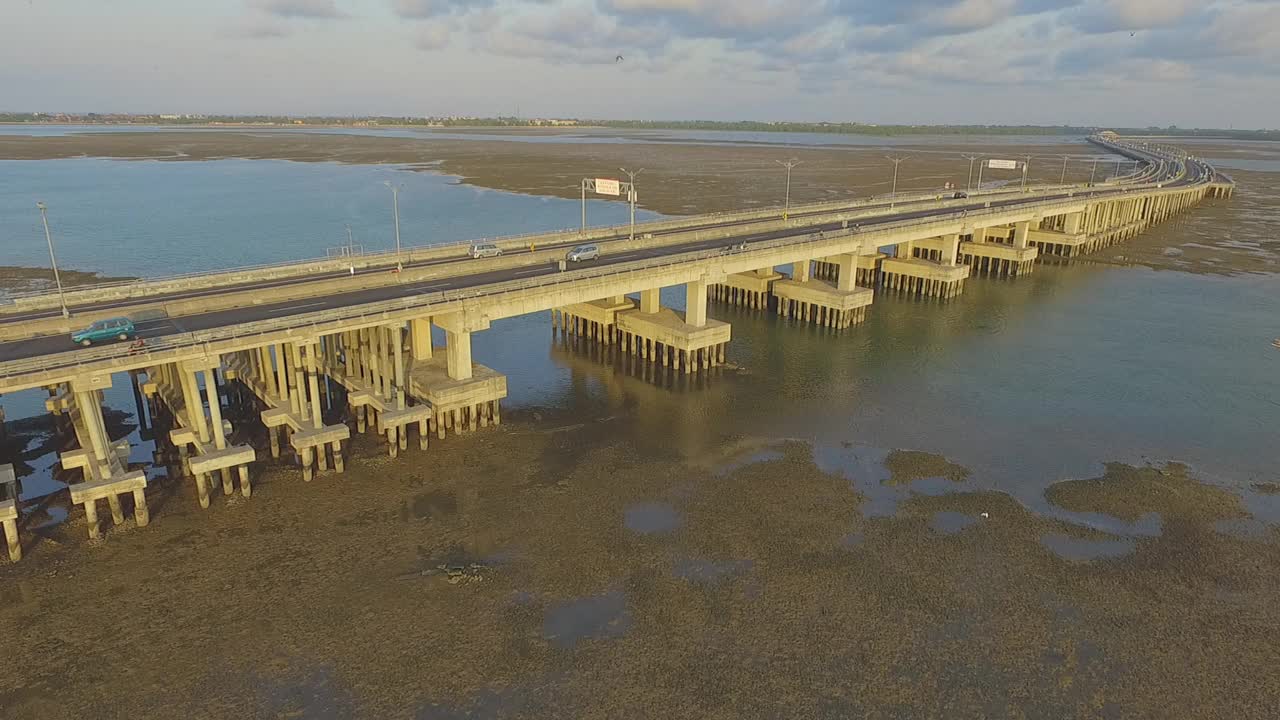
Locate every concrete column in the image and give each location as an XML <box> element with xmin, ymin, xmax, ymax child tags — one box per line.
<box><xmin>180</xmin><ymin>365</ymin><xmax>211</xmax><ymax>443</ymax></box>
<box><xmin>1013</xmin><ymin>221</ymin><xmax>1031</xmax><ymax>250</ymax></box>
<box><xmin>684</xmin><ymin>279</ymin><xmax>708</xmax><ymax>327</ymax></box>
<box><xmin>1064</xmin><ymin>212</ymin><xmax>1083</xmax><ymax>234</ymax></box>
<box><xmin>939</xmin><ymin>234</ymin><xmax>961</xmax><ymax>267</ymax></box>
<box><xmin>288</xmin><ymin>343</ymin><xmax>306</xmax><ymax>420</ymax></box>
<box><xmin>640</xmin><ymin>288</ymin><xmax>660</xmax><ymax>314</ymax></box>
<box><xmin>203</xmin><ymin>368</ymin><xmax>226</xmax><ymax>449</ymax></box>
<box><xmin>392</xmin><ymin>323</ymin><xmax>406</xmax><ymax>409</ymax></box>
<box><xmin>306</xmin><ymin>344</ymin><xmax>323</xmax><ymax>430</ymax></box>
<box><xmin>273</xmin><ymin>344</ymin><xmax>289</xmax><ymax>407</ymax></box>
<box><xmin>75</xmin><ymin>390</ymin><xmax>111</xmax><ymax>464</ymax></box>
<box><xmin>369</xmin><ymin>328</ymin><xmax>384</xmax><ymax>399</ymax></box>
<box><xmin>446</xmin><ymin>330</ymin><xmax>473</xmax><ymax>381</ymax></box>
<box><xmin>973</xmin><ymin>227</ymin><xmax>988</xmax><ymax>244</ymax></box>
<box><xmin>410</xmin><ymin>318</ymin><xmax>433</xmax><ymax>361</ymax></box>
<box><xmin>835</xmin><ymin>254</ymin><xmax>858</xmax><ymax>290</ymax></box>
<box><xmin>792</xmin><ymin>260</ymin><xmax>811</xmax><ymax>282</ymax></box>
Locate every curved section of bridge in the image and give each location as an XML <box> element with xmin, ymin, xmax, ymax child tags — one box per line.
<box><xmin>0</xmin><ymin>135</ymin><xmax>1235</xmax><ymax>559</ymax></box>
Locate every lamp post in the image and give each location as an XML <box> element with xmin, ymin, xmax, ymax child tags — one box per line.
<box><xmin>1059</xmin><ymin>154</ymin><xmax>1070</xmax><ymax>185</ymax></box>
<box><xmin>1021</xmin><ymin>155</ymin><xmax>1031</xmax><ymax>191</ymax></box>
<box><xmin>775</xmin><ymin>159</ymin><xmax>801</xmax><ymax>220</ymax></box>
<box><xmin>36</xmin><ymin>202</ymin><xmax>69</xmax><ymax>319</ymax></box>
<box><xmin>1090</xmin><ymin>158</ymin><xmax>1099</xmax><ymax>185</ymax></box>
<box><xmin>383</xmin><ymin>181</ymin><xmax>403</xmax><ymax>271</ymax></box>
<box><xmin>887</xmin><ymin>156</ymin><xmax>904</xmax><ymax>209</ymax></box>
<box><xmin>620</xmin><ymin>167</ymin><xmax>643</xmax><ymax>241</ymax></box>
<box><xmin>963</xmin><ymin>154</ymin><xmax>980</xmax><ymax>192</ymax></box>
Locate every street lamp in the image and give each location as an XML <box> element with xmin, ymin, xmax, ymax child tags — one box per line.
<box><xmin>620</xmin><ymin>167</ymin><xmax>643</xmax><ymax>241</ymax></box>
<box><xmin>36</xmin><ymin>202</ymin><xmax>70</xmax><ymax>319</ymax></box>
<box><xmin>887</xmin><ymin>156</ymin><xmax>904</xmax><ymax>208</ymax></box>
<box><xmin>383</xmin><ymin>181</ymin><xmax>403</xmax><ymax>271</ymax></box>
<box><xmin>1059</xmin><ymin>154</ymin><xmax>1070</xmax><ymax>185</ymax></box>
<box><xmin>1021</xmin><ymin>155</ymin><xmax>1032</xmax><ymax>191</ymax></box>
<box><xmin>775</xmin><ymin>159</ymin><xmax>801</xmax><ymax>220</ymax></box>
<box><xmin>963</xmin><ymin>154</ymin><xmax>980</xmax><ymax>192</ymax></box>
<box><xmin>1089</xmin><ymin>158</ymin><xmax>1099</xmax><ymax>185</ymax></box>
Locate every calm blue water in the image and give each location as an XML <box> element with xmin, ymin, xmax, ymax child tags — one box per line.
<box><xmin>0</xmin><ymin>158</ymin><xmax>662</xmax><ymax>277</ymax></box>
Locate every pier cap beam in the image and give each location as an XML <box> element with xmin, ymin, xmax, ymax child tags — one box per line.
<box><xmin>432</xmin><ymin>310</ymin><xmax>490</xmax><ymax>335</ymax></box>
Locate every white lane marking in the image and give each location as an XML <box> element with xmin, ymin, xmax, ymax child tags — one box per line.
<box><xmin>513</xmin><ymin>268</ymin><xmax>547</xmax><ymax>277</ymax></box>
<box><xmin>610</xmin><ymin>253</ymin><xmax>641</xmax><ymax>260</ymax></box>
<box><xmin>266</xmin><ymin>301</ymin><xmax>327</xmax><ymax>315</ymax></box>
<box><xmin>405</xmin><ymin>283</ymin><xmax>452</xmax><ymax>293</ymax></box>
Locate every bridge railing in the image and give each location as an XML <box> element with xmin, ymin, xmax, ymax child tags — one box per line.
<box><xmin>0</xmin><ymin>181</ymin><xmax>1200</xmax><ymax>385</ymax></box>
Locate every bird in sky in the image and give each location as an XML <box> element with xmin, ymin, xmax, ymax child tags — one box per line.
<box><xmin>1130</xmin><ymin>32</ymin><xmax>1136</xmax><ymax>37</ymax></box>
<box><xmin>616</xmin><ymin>54</ymin><xmax>624</xmax><ymax>63</ymax></box>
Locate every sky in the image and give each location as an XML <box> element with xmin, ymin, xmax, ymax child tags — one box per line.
<box><xmin>2</xmin><ymin>0</ymin><xmax>1278</xmax><ymax>128</ymax></box>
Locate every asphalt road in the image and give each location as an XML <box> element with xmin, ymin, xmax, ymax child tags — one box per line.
<box><xmin>0</xmin><ymin>149</ymin><xmax>1201</xmax><ymax>368</ymax></box>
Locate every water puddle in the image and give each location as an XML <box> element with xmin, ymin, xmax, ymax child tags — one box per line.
<box><xmin>716</xmin><ymin>445</ymin><xmax>783</xmax><ymax>474</ymax></box>
<box><xmin>812</xmin><ymin>442</ymin><xmax>973</xmax><ymax>520</ymax></box>
<box><xmin>1040</xmin><ymin>533</ymin><xmax>1136</xmax><ymax>562</ymax></box>
<box><xmin>672</xmin><ymin>558</ymin><xmax>752</xmax><ymax>586</ymax></box>
<box><xmin>930</xmin><ymin>511</ymin><xmax>979</xmax><ymax>535</ymax></box>
<box><xmin>624</xmin><ymin>502</ymin><xmax>682</xmax><ymax>534</ymax></box>
<box><xmin>542</xmin><ymin>591</ymin><xmax>632</xmax><ymax>648</ymax></box>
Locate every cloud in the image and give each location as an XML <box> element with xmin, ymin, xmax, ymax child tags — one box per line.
<box><xmin>1068</xmin><ymin>0</ymin><xmax>1197</xmax><ymax>34</ymax></box>
<box><xmin>601</xmin><ymin>0</ymin><xmax>830</xmax><ymax>39</ymax></box>
<box><xmin>393</xmin><ymin>0</ymin><xmax>496</xmax><ymax>18</ymax></box>
<box><xmin>251</xmin><ymin>0</ymin><xmax>348</xmax><ymax>19</ymax></box>
<box><xmin>415</xmin><ymin>22</ymin><xmax>451</xmax><ymax>50</ymax></box>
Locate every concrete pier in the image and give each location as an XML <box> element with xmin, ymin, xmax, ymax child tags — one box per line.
<box><xmin>615</xmin><ymin>307</ymin><xmax>730</xmax><ymax>374</ymax></box>
<box><xmin>879</xmin><ymin>258</ymin><xmax>970</xmax><ymax>299</ymax></box>
<box><xmin>710</xmin><ymin>270</ymin><xmax>780</xmax><ymax>310</ymax></box>
<box><xmin>148</xmin><ymin>357</ymin><xmax>257</xmax><ymax>504</ymax></box>
<box><xmin>226</xmin><ymin>344</ymin><xmax>347</xmax><ymax>483</ymax></box>
<box><xmin>959</xmin><ymin>242</ymin><xmax>1038</xmax><ymax>276</ymax></box>
<box><xmin>772</xmin><ymin>279</ymin><xmax>873</xmax><ymax>329</ymax></box>
<box><xmin>407</xmin><ymin>359</ymin><xmax>506</xmax><ymax>438</ymax></box>
<box><xmin>553</xmin><ymin>297</ymin><xmax>635</xmax><ymax>344</ymax></box>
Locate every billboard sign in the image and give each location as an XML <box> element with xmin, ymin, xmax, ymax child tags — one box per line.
<box><xmin>987</xmin><ymin>159</ymin><xmax>1019</xmax><ymax>170</ymax></box>
<box><xmin>594</xmin><ymin>178</ymin><xmax>621</xmax><ymax>196</ymax></box>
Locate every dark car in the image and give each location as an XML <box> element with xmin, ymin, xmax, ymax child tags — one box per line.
<box><xmin>953</xmin><ymin>191</ymin><xmax>968</xmax><ymax>199</ymax></box>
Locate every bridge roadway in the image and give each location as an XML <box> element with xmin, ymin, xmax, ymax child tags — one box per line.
<box><xmin>0</xmin><ymin>176</ymin><xmax>1152</xmax><ymax>327</ymax></box>
<box><xmin>0</xmin><ymin>147</ymin><xmax>1203</xmax><ymax>369</ymax></box>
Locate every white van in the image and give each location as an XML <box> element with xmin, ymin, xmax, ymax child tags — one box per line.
<box><xmin>469</xmin><ymin>243</ymin><xmax>502</xmax><ymax>259</ymax></box>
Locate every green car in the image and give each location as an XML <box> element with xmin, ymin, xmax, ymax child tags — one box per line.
<box><xmin>71</xmin><ymin>317</ymin><xmax>136</xmax><ymax>347</ymax></box>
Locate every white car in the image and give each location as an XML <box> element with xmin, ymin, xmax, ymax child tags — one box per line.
<box><xmin>469</xmin><ymin>243</ymin><xmax>502</xmax><ymax>259</ymax></box>
<box><xmin>566</xmin><ymin>245</ymin><xmax>600</xmax><ymax>262</ymax></box>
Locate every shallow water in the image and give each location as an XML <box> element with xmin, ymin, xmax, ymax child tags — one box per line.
<box><xmin>0</xmin><ymin>157</ymin><xmax>662</xmax><ymax>277</ymax></box>
<box><xmin>3</xmin><ymin>151</ymin><xmax>1279</xmax><ymax>535</ymax></box>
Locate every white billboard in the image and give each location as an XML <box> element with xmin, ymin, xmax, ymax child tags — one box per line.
<box><xmin>987</xmin><ymin>159</ymin><xmax>1019</xmax><ymax>170</ymax></box>
<box><xmin>594</xmin><ymin>178</ymin><xmax>621</xmax><ymax>196</ymax></box>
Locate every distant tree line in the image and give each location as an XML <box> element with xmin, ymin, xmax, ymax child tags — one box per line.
<box><xmin>1</xmin><ymin>112</ymin><xmax>1275</xmax><ymax>140</ymax></box>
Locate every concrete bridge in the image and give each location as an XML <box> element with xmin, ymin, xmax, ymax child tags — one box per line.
<box><xmin>0</xmin><ymin>135</ymin><xmax>1233</xmax><ymax>560</ymax></box>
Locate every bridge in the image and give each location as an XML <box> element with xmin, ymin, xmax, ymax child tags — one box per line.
<box><xmin>0</xmin><ymin>135</ymin><xmax>1234</xmax><ymax>560</ymax></box>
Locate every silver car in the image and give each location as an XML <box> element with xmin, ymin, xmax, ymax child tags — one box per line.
<box><xmin>469</xmin><ymin>243</ymin><xmax>502</xmax><ymax>258</ymax></box>
<box><xmin>566</xmin><ymin>245</ymin><xmax>600</xmax><ymax>262</ymax></box>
